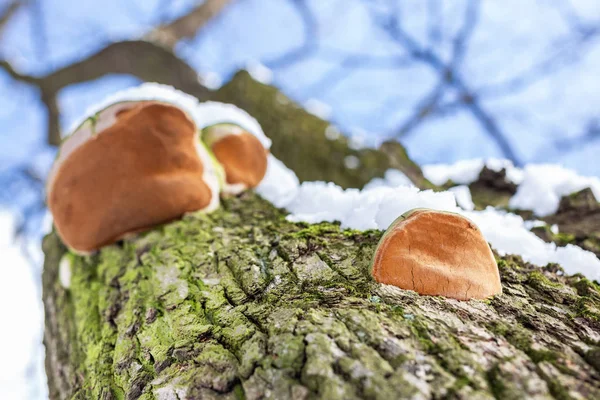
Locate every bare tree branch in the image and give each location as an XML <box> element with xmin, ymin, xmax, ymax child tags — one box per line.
<box><xmin>0</xmin><ymin>59</ymin><xmax>39</xmax><ymax>84</ymax></box>
<box><xmin>263</xmin><ymin>0</ymin><xmax>318</xmax><ymax>69</ymax></box>
<box><xmin>426</xmin><ymin>0</ymin><xmax>442</xmax><ymax>49</ymax></box>
<box><xmin>301</xmin><ymin>52</ymin><xmax>414</xmax><ymax>97</ymax></box>
<box><xmin>450</xmin><ymin>0</ymin><xmax>480</xmax><ymax>66</ymax></box>
<box><xmin>1</xmin><ymin>40</ymin><xmax>211</xmax><ymax>145</ymax></box>
<box><xmin>553</xmin><ymin>118</ymin><xmax>600</xmax><ymax>152</ymax></box>
<box><xmin>395</xmin><ymin>80</ymin><xmax>447</xmax><ymax>139</ymax></box>
<box><xmin>478</xmin><ymin>25</ymin><xmax>600</xmax><ymax>98</ymax></box>
<box><xmin>41</xmin><ymin>91</ymin><xmax>60</xmax><ymax>146</ymax></box>
<box><xmin>145</xmin><ymin>0</ymin><xmax>234</xmax><ymax>49</ymax></box>
<box><xmin>367</xmin><ymin>0</ymin><xmax>522</xmax><ymax>164</ymax></box>
<box><xmin>0</xmin><ymin>0</ymin><xmax>236</xmax><ymax>146</ymax></box>
<box><xmin>0</xmin><ymin>0</ymin><xmax>21</xmax><ymax>37</ymax></box>
<box><xmin>41</xmin><ymin>40</ymin><xmax>210</xmax><ymax>98</ymax></box>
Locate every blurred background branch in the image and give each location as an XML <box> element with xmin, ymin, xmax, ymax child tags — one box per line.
<box><xmin>1</xmin><ymin>0</ymin><xmax>600</xmax><ymax>241</ymax></box>
<box><xmin>0</xmin><ymin>1</ymin><xmax>21</xmax><ymax>35</ymax></box>
<box><xmin>145</xmin><ymin>0</ymin><xmax>233</xmax><ymax>49</ymax></box>
<box><xmin>1</xmin><ymin>0</ymin><xmax>232</xmax><ymax>146</ymax></box>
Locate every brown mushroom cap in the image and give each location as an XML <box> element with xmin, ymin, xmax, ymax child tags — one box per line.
<box><xmin>202</xmin><ymin>124</ymin><xmax>268</xmax><ymax>194</ymax></box>
<box><xmin>47</xmin><ymin>101</ymin><xmax>218</xmax><ymax>253</ymax></box>
<box><xmin>372</xmin><ymin>208</ymin><xmax>502</xmax><ymax>300</ymax></box>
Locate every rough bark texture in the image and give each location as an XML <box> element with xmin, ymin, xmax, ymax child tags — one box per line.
<box><xmin>43</xmin><ymin>193</ymin><xmax>600</xmax><ymax>400</ymax></box>
<box><xmin>42</xmin><ymin>72</ymin><xmax>600</xmax><ymax>399</ymax></box>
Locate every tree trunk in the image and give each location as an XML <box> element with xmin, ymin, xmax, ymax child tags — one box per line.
<box><xmin>210</xmin><ymin>71</ymin><xmax>434</xmax><ymax>190</ymax></box>
<box><xmin>42</xmin><ymin>73</ymin><xmax>600</xmax><ymax>400</ymax></box>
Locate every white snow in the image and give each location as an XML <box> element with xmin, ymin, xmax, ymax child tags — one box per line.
<box><xmin>68</xmin><ymin>83</ymin><xmax>272</xmax><ymax>149</ymax></box>
<box><xmin>509</xmin><ymin>164</ymin><xmax>600</xmax><ymax>216</ymax></box>
<box><xmin>348</xmin><ymin>134</ymin><xmax>366</xmax><ymax>150</ymax></box>
<box><xmin>255</xmin><ymin>154</ymin><xmax>300</xmax><ymax>208</ymax></box>
<box><xmin>0</xmin><ymin>211</ymin><xmax>47</xmax><ymax>400</ymax></box>
<box><xmin>449</xmin><ymin>185</ymin><xmax>475</xmax><ymax>211</ymax></box>
<box><xmin>423</xmin><ymin>158</ymin><xmax>523</xmax><ymax>186</ymax></box>
<box><xmin>363</xmin><ymin>169</ymin><xmax>414</xmax><ymax>190</ymax></box>
<box><xmin>424</xmin><ymin>159</ymin><xmax>600</xmax><ymax>217</ymax></box>
<box><xmin>256</xmin><ymin>156</ymin><xmax>600</xmax><ymax>280</ymax></box>
<box><xmin>462</xmin><ymin>208</ymin><xmax>598</xmax><ymax>278</ymax></box>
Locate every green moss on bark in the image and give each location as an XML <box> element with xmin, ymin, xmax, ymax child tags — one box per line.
<box><xmin>43</xmin><ymin>193</ymin><xmax>600</xmax><ymax>400</ymax></box>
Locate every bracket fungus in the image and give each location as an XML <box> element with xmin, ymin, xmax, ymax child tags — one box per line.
<box><xmin>372</xmin><ymin>208</ymin><xmax>502</xmax><ymax>300</ymax></box>
<box><xmin>46</xmin><ymin>83</ymin><xmax>275</xmax><ymax>253</ymax></box>
<box><xmin>47</xmin><ymin>101</ymin><xmax>221</xmax><ymax>254</ymax></box>
<box><xmin>202</xmin><ymin>123</ymin><xmax>269</xmax><ymax>194</ymax></box>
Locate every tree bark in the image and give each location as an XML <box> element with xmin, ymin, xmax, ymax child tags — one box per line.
<box><xmin>210</xmin><ymin>71</ymin><xmax>434</xmax><ymax>190</ymax></box>
<box><xmin>42</xmin><ymin>73</ymin><xmax>600</xmax><ymax>400</ymax></box>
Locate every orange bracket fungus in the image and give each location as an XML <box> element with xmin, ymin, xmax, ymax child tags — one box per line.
<box><xmin>202</xmin><ymin>123</ymin><xmax>269</xmax><ymax>195</ymax></box>
<box><xmin>372</xmin><ymin>208</ymin><xmax>502</xmax><ymax>300</ymax></box>
<box><xmin>47</xmin><ymin>101</ymin><xmax>221</xmax><ymax>254</ymax></box>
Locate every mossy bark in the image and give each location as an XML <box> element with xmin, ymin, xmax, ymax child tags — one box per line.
<box><xmin>210</xmin><ymin>71</ymin><xmax>434</xmax><ymax>190</ymax></box>
<box><xmin>43</xmin><ymin>72</ymin><xmax>600</xmax><ymax>399</ymax></box>
<box><xmin>43</xmin><ymin>193</ymin><xmax>600</xmax><ymax>400</ymax></box>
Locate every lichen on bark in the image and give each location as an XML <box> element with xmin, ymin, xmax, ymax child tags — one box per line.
<box><xmin>43</xmin><ymin>193</ymin><xmax>600</xmax><ymax>400</ymax></box>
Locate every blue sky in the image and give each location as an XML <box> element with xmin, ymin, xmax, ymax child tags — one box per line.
<box><xmin>2</xmin><ymin>0</ymin><xmax>600</xmax><ymax>180</ymax></box>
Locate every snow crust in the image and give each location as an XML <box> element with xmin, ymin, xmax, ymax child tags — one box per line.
<box><xmin>68</xmin><ymin>83</ymin><xmax>272</xmax><ymax>148</ymax></box>
<box><xmin>424</xmin><ymin>159</ymin><xmax>600</xmax><ymax>216</ymax></box>
<box><xmin>448</xmin><ymin>185</ymin><xmax>475</xmax><ymax>211</ymax></box>
<box><xmin>510</xmin><ymin>164</ymin><xmax>600</xmax><ymax>216</ymax></box>
<box><xmin>255</xmin><ymin>154</ymin><xmax>299</xmax><ymax>208</ymax></box>
<box><xmin>423</xmin><ymin>158</ymin><xmax>523</xmax><ymax>186</ymax></box>
<box><xmin>257</xmin><ymin>157</ymin><xmax>600</xmax><ymax>280</ymax></box>
<box><xmin>363</xmin><ymin>169</ymin><xmax>414</xmax><ymax>190</ymax></box>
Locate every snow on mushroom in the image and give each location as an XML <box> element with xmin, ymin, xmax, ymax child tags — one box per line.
<box><xmin>47</xmin><ymin>83</ymin><xmax>274</xmax><ymax>253</ymax></box>
<box><xmin>47</xmin><ymin>101</ymin><xmax>221</xmax><ymax>254</ymax></box>
<box><xmin>371</xmin><ymin>208</ymin><xmax>502</xmax><ymax>300</ymax></box>
<box><xmin>202</xmin><ymin>123</ymin><xmax>269</xmax><ymax>194</ymax></box>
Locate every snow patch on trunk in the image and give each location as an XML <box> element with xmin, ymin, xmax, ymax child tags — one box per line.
<box><xmin>258</xmin><ymin>156</ymin><xmax>600</xmax><ymax>280</ymax></box>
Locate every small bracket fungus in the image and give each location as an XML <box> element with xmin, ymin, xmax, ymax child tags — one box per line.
<box><xmin>372</xmin><ymin>208</ymin><xmax>502</xmax><ymax>300</ymax></box>
<box><xmin>202</xmin><ymin>123</ymin><xmax>269</xmax><ymax>194</ymax></box>
<box><xmin>47</xmin><ymin>101</ymin><xmax>221</xmax><ymax>254</ymax></box>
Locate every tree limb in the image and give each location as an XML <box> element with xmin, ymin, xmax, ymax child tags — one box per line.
<box><xmin>40</xmin><ymin>40</ymin><xmax>210</xmax><ymax>99</ymax></box>
<box><xmin>373</xmin><ymin>0</ymin><xmax>522</xmax><ymax>165</ymax></box>
<box><xmin>0</xmin><ymin>0</ymin><xmax>21</xmax><ymax>37</ymax></box>
<box><xmin>145</xmin><ymin>0</ymin><xmax>234</xmax><ymax>49</ymax></box>
<box><xmin>0</xmin><ymin>0</ymin><xmax>236</xmax><ymax>146</ymax></box>
<box><xmin>395</xmin><ymin>80</ymin><xmax>447</xmax><ymax>139</ymax></box>
<box><xmin>263</xmin><ymin>0</ymin><xmax>318</xmax><ymax>69</ymax></box>
<box><xmin>0</xmin><ymin>59</ymin><xmax>40</xmax><ymax>84</ymax></box>
<box><xmin>1</xmin><ymin>40</ymin><xmax>212</xmax><ymax>145</ymax></box>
